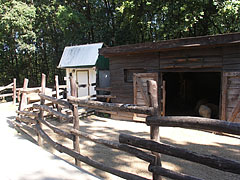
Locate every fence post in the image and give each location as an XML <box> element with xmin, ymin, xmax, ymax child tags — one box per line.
<box><xmin>70</xmin><ymin>76</ymin><xmax>81</xmax><ymax>166</ymax></box>
<box><xmin>38</xmin><ymin>73</ymin><xmax>46</xmax><ymax>146</ymax></box>
<box><xmin>55</xmin><ymin>75</ymin><xmax>62</xmax><ymax>120</ymax></box>
<box><xmin>147</xmin><ymin>80</ymin><xmax>162</xmax><ymax>180</ymax></box>
<box><xmin>13</xmin><ymin>78</ymin><xmax>16</xmax><ymax>104</ymax></box>
<box><xmin>19</xmin><ymin>78</ymin><xmax>29</xmax><ymax>111</ymax></box>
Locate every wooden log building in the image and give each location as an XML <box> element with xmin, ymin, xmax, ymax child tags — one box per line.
<box><xmin>100</xmin><ymin>33</ymin><xmax>240</xmax><ymax>122</ymax></box>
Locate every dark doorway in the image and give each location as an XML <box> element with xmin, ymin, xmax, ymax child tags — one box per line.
<box><xmin>163</xmin><ymin>72</ymin><xmax>221</xmax><ymax>118</ymax></box>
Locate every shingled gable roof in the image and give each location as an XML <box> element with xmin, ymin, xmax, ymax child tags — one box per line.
<box><xmin>100</xmin><ymin>33</ymin><xmax>240</xmax><ymax>57</ymax></box>
<box><xmin>58</xmin><ymin>43</ymin><xmax>103</xmax><ymax>68</ymax></box>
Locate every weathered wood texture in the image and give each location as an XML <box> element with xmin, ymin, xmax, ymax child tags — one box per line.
<box><xmin>100</xmin><ymin>33</ymin><xmax>240</xmax><ymax>56</ymax></box>
<box><xmin>38</xmin><ymin>93</ymin><xmax>72</xmax><ymax>109</ymax></box>
<box><xmin>119</xmin><ymin>133</ymin><xmax>240</xmax><ymax>175</ymax></box>
<box><xmin>148</xmin><ymin>165</ymin><xmax>202</xmax><ymax>180</ymax></box>
<box><xmin>147</xmin><ymin>80</ymin><xmax>161</xmax><ymax>180</ymax></box>
<box><xmin>109</xmin><ymin>53</ymin><xmax>159</xmax><ymax>105</ymax></box>
<box><xmin>33</xmin><ymin>104</ymin><xmax>72</xmax><ymax>122</ymax></box>
<box><xmin>13</xmin><ymin>78</ymin><xmax>16</xmax><ymax>104</ymax></box>
<box><xmin>38</xmin><ymin>73</ymin><xmax>46</xmax><ymax>146</ymax></box>
<box><xmin>16</xmin><ymin>116</ymin><xmax>36</xmax><ymax>124</ymax></box>
<box><xmin>223</xmin><ymin>72</ymin><xmax>240</xmax><ymax>122</ymax></box>
<box><xmin>38</xmin><ymin>117</ymin><xmax>74</xmax><ymax>141</ymax></box>
<box><xmin>146</xmin><ymin>116</ymin><xmax>240</xmax><ymax>136</ymax></box>
<box><xmin>19</xmin><ymin>78</ymin><xmax>29</xmax><ymax>111</ymax></box>
<box><xmin>68</xmin><ymin>96</ymin><xmax>154</xmax><ymax>115</ymax></box>
<box><xmin>17</xmin><ymin>111</ymin><xmax>38</xmax><ymax>118</ymax></box>
<box><xmin>70</xmin><ymin>76</ymin><xmax>80</xmax><ymax>166</ymax></box>
<box><xmin>35</xmin><ymin>124</ymin><xmax>148</xmax><ymax>180</ymax></box>
<box><xmin>105</xmin><ymin>42</ymin><xmax>240</xmax><ymax>121</ymax></box>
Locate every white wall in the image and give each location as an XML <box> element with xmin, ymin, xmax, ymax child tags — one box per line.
<box><xmin>65</xmin><ymin>67</ymin><xmax>96</xmax><ymax>98</ymax></box>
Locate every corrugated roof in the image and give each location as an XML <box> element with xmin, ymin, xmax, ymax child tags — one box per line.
<box><xmin>58</xmin><ymin>43</ymin><xmax>103</xmax><ymax>68</ymax></box>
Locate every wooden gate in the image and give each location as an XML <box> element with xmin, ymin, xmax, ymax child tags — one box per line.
<box><xmin>133</xmin><ymin>73</ymin><xmax>166</xmax><ymax>119</ymax></box>
<box><xmin>221</xmin><ymin>72</ymin><xmax>240</xmax><ymax>122</ymax></box>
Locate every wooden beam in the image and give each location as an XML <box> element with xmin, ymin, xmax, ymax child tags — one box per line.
<box><xmin>17</xmin><ymin>110</ymin><xmax>38</xmax><ymax>118</ymax></box>
<box><xmin>38</xmin><ymin>93</ymin><xmax>73</xmax><ymax>109</ymax></box>
<box><xmin>33</xmin><ymin>104</ymin><xmax>72</xmax><ymax>121</ymax></box>
<box><xmin>35</xmin><ymin>124</ymin><xmax>148</xmax><ymax>180</ymax></box>
<box><xmin>221</xmin><ymin>74</ymin><xmax>228</xmax><ymax>120</ymax></box>
<box><xmin>146</xmin><ymin>116</ymin><xmax>240</xmax><ymax>136</ymax></box>
<box><xmin>68</xmin><ymin>96</ymin><xmax>154</xmax><ymax>115</ymax></box>
<box><xmin>95</xmin><ymin>87</ymin><xmax>112</xmax><ymax>92</ymax></box>
<box><xmin>119</xmin><ymin>133</ymin><xmax>240</xmax><ymax>175</ymax></box>
<box><xmin>16</xmin><ymin>116</ymin><xmax>36</xmax><ymax>124</ymax></box>
<box><xmin>148</xmin><ymin>165</ymin><xmax>202</xmax><ymax>180</ymax></box>
<box><xmin>100</xmin><ymin>32</ymin><xmax>240</xmax><ymax>56</ymax></box>
<box><xmin>70</xmin><ymin>76</ymin><xmax>80</xmax><ymax>166</ymax></box>
<box><xmin>147</xmin><ymin>80</ymin><xmax>161</xmax><ymax>180</ymax></box>
<box><xmin>38</xmin><ymin>117</ymin><xmax>74</xmax><ymax>141</ymax></box>
<box><xmin>13</xmin><ymin>78</ymin><xmax>16</xmax><ymax>104</ymax></box>
<box><xmin>38</xmin><ymin>73</ymin><xmax>46</xmax><ymax>146</ymax></box>
<box><xmin>19</xmin><ymin>78</ymin><xmax>29</xmax><ymax>111</ymax></box>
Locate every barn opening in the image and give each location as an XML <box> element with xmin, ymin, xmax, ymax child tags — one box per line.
<box><xmin>163</xmin><ymin>72</ymin><xmax>221</xmax><ymax>118</ymax></box>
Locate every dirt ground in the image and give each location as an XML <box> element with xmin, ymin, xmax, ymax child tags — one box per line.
<box><xmin>7</xmin><ymin>102</ymin><xmax>240</xmax><ymax>180</ymax></box>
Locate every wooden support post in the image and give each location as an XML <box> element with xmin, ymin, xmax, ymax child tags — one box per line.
<box><xmin>13</xmin><ymin>78</ymin><xmax>16</xmax><ymax>104</ymax></box>
<box><xmin>19</xmin><ymin>78</ymin><xmax>29</xmax><ymax>111</ymax></box>
<box><xmin>38</xmin><ymin>73</ymin><xmax>46</xmax><ymax>146</ymax></box>
<box><xmin>147</xmin><ymin>80</ymin><xmax>162</xmax><ymax>180</ymax></box>
<box><xmin>221</xmin><ymin>74</ymin><xmax>228</xmax><ymax>120</ymax></box>
<box><xmin>70</xmin><ymin>76</ymin><xmax>81</xmax><ymax>166</ymax></box>
<box><xmin>55</xmin><ymin>75</ymin><xmax>62</xmax><ymax>120</ymax></box>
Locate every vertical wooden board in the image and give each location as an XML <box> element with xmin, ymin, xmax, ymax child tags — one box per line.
<box><xmin>223</xmin><ymin>72</ymin><xmax>240</xmax><ymax>121</ymax></box>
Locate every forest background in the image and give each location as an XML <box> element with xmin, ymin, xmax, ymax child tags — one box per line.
<box><xmin>0</xmin><ymin>0</ymin><xmax>239</xmax><ymax>86</ymax></box>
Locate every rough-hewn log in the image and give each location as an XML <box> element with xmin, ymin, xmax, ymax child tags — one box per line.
<box><xmin>0</xmin><ymin>82</ymin><xmax>14</xmax><ymax>92</ymax></box>
<box><xmin>16</xmin><ymin>116</ymin><xmax>36</xmax><ymax>124</ymax></box>
<box><xmin>20</xmin><ymin>89</ymin><xmax>40</xmax><ymax>94</ymax></box>
<box><xmin>147</xmin><ymin>80</ymin><xmax>161</xmax><ymax>180</ymax></box>
<box><xmin>148</xmin><ymin>165</ymin><xmax>202</xmax><ymax>180</ymax></box>
<box><xmin>38</xmin><ymin>93</ymin><xmax>73</xmax><ymax>109</ymax></box>
<box><xmin>17</xmin><ymin>111</ymin><xmax>38</xmax><ymax>117</ymax></box>
<box><xmin>0</xmin><ymin>93</ymin><xmax>13</xmax><ymax>98</ymax></box>
<box><xmin>38</xmin><ymin>118</ymin><xmax>74</xmax><ymax>141</ymax></box>
<box><xmin>12</xmin><ymin>121</ymin><xmax>38</xmax><ymax>145</ymax></box>
<box><xmin>146</xmin><ymin>116</ymin><xmax>240</xmax><ymax>136</ymax></box>
<box><xmin>33</xmin><ymin>104</ymin><xmax>72</xmax><ymax>121</ymax></box>
<box><xmin>13</xmin><ymin>78</ymin><xmax>16</xmax><ymax>104</ymax></box>
<box><xmin>35</xmin><ymin>124</ymin><xmax>148</xmax><ymax>180</ymax></box>
<box><xmin>119</xmin><ymin>133</ymin><xmax>240</xmax><ymax>175</ymax></box>
<box><xmin>70</xmin><ymin>76</ymin><xmax>80</xmax><ymax>166</ymax></box>
<box><xmin>68</xmin><ymin>96</ymin><xmax>154</xmax><ymax>115</ymax></box>
<box><xmin>68</xmin><ymin>128</ymin><xmax>155</xmax><ymax>164</ymax></box>
<box><xmin>19</xmin><ymin>78</ymin><xmax>28</xmax><ymax>111</ymax></box>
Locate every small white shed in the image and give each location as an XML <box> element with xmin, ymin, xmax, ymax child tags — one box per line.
<box><xmin>58</xmin><ymin>43</ymin><xmax>103</xmax><ymax>97</ymax></box>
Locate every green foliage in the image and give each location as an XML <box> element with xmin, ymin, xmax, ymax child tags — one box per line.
<box><xmin>0</xmin><ymin>0</ymin><xmax>239</xmax><ymax>86</ymax></box>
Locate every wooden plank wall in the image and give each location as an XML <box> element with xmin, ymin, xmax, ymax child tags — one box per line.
<box><xmin>109</xmin><ymin>52</ymin><xmax>159</xmax><ymax>104</ymax></box>
<box><xmin>159</xmin><ymin>46</ymin><xmax>223</xmax><ymax>70</ymax></box>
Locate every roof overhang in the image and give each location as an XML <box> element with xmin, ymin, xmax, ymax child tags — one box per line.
<box><xmin>58</xmin><ymin>42</ymin><xmax>103</xmax><ymax>68</ymax></box>
<box><xmin>100</xmin><ymin>33</ymin><xmax>240</xmax><ymax>57</ymax></box>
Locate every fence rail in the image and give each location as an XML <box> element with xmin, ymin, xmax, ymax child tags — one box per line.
<box><xmin>14</xmin><ymin>74</ymin><xmax>240</xmax><ymax>180</ymax></box>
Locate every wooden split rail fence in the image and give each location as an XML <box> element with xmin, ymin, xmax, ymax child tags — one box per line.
<box><xmin>0</xmin><ymin>79</ymin><xmax>17</xmax><ymax>104</ymax></box>
<box><xmin>14</xmin><ymin>77</ymin><xmax>240</xmax><ymax>180</ymax></box>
